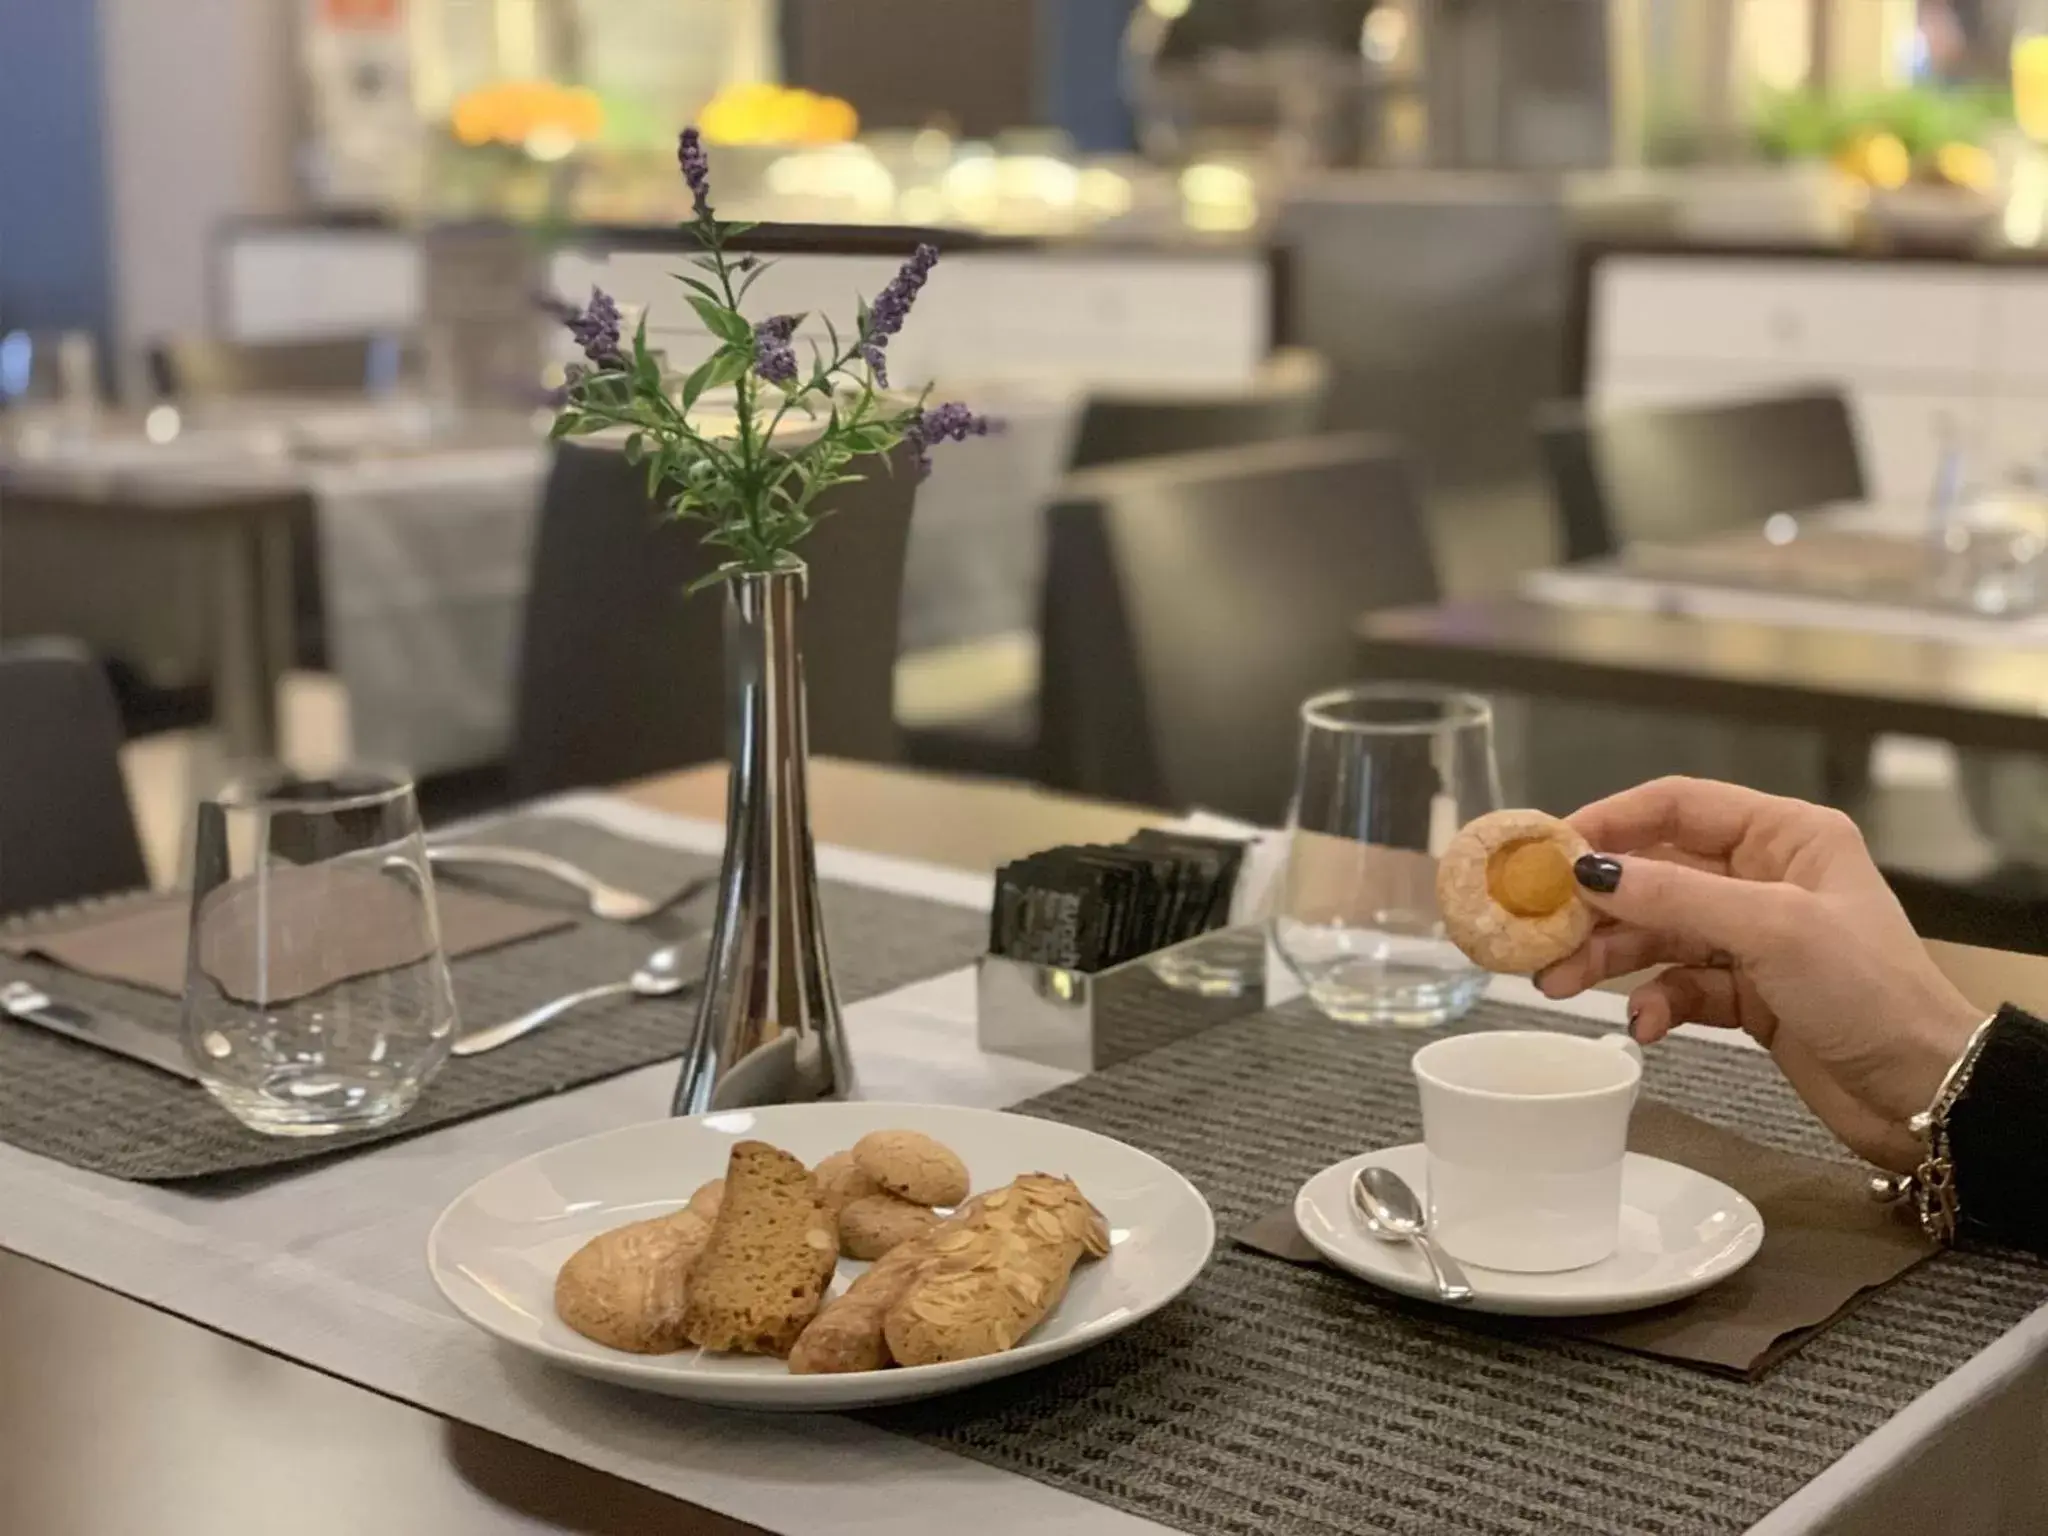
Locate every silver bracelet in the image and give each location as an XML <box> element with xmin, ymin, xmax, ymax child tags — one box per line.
<box><xmin>1889</xmin><ymin>1013</ymin><xmax>2002</xmax><ymax>1246</ymax></box>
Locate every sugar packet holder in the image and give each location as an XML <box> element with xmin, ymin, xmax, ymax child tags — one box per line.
<box><xmin>977</xmin><ymin>926</ymin><xmax>1270</xmax><ymax>1074</ymax></box>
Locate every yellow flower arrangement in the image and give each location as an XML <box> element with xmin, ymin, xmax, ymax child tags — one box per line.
<box><xmin>450</xmin><ymin>80</ymin><xmax>605</xmax><ymax>151</ymax></box>
<box><xmin>698</xmin><ymin>83</ymin><xmax>858</xmax><ymax>147</ymax></box>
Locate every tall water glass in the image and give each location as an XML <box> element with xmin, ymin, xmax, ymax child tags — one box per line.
<box><xmin>181</xmin><ymin>768</ymin><xmax>456</xmax><ymax>1135</ymax></box>
<box><xmin>1273</xmin><ymin>686</ymin><xmax>1500</xmax><ymax>1027</ymax></box>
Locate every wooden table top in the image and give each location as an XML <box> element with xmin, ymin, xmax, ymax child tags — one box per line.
<box><xmin>5</xmin><ymin>757</ymin><xmax>2043</xmax><ymax>1534</ymax></box>
<box><xmin>1356</xmin><ymin>597</ymin><xmax>2048</xmax><ymax>754</ymax></box>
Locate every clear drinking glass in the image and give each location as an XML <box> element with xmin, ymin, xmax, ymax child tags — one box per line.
<box><xmin>1272</xmin><ymin>686</ymin><xmax>1500</xmax><ymax>1027</ymax></box>
<box><xmin>180</xmin><ymin>767</ymin><xmax>456</xmax><ymax>1135</ymax></box>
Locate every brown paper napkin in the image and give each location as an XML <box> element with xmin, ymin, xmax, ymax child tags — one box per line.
<box><xmin>1237</xmin><ymin>1099</ymin><xmax>1935</xmax><ymax>1379</ymax></box>
<box><xmin>2</xmin><ymin>872</ymin><xmax>571</xmax><ymax>1003</ymax></box>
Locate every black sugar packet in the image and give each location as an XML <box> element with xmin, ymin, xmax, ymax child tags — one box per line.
<box><xmin>989</xmin><ymin>830</ymin><xmax>1250</xmax><ymax>973</ymax></box>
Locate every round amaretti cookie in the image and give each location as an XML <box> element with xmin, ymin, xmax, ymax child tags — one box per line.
<box><xmin>812</xmin><ymin>1151</ymin><xmax>881</xmax><ymax>1217</ymax></box>
<box><xmin>837</xmin><ymin>1192</ymin><xmax>941</xmax><ymax>1261</ymax></box>
<box><xmin>1436</xmin><ymin>808</ymin><xmax>1595</xmax><ymax>974</ymax></box>
<box><xmin>852</xmin><ymin>1129</ymin><xmax>970</xmax><ymax>1207</ymax></box>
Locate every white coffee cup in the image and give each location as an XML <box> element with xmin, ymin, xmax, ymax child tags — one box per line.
<box><xmin>1411</xmin><ymin>1030</ymin><xmax>1643</xmax><ymax>1273</ymax></box>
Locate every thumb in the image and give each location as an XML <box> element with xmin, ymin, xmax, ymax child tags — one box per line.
<box><xmin>1573</xmin><ymin>853</ymin><xmax>1802</xmax><ymax>960</ymax></box>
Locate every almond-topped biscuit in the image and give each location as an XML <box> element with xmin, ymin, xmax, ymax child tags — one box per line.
<box><xmin>1436</xmin><ymin>808</ymin><xmax>1594</xmax><ymax>974</ymax></box>
<box><xmin>883</xmin><ymin>1174</ymin><xmax>1099</xmax><ymax>1367</ymax></box>
<box><xmin>554</xmin><ymin>1207</ymin><xmax>711</xmax><ymax>1354</ymax></box>
<box><xmin>839</xmin><ymin>1192</ymin><xmax>940</xmax><ymax>1260</ymax></box>
<box><xmin>681</xmin><ymin>1141</ymin><xmax>838</xmax><ymax>1356</ymax></box>
<box><xmin>853</xmin><ymin>1129</ymin><xmax>970</xmax><ymax>1207</ymax></box>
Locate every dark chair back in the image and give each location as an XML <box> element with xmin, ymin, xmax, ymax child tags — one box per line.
<box><xmin>1537</xmin><ymin>386</ymin><xmax>1865</xmax><ymax>563</ymax></box>
<box><xmin>0</xmin><ymin>639</ymin><xmax>148</xmax><ymax>917</ymax></box>
<box><xmin>147</xmin><ymin>335</ymin><xmax>402</xmax><ymax>399</ymax></box>
<box><xmin>1038</xmin><ymin>433</ymin><xmax>1438</xmax><ymax>822</ymax></box>
<box><xmin>509</xmin><ymin>439</ymin><xmax>915</xmax><ymax>797</ymax></box>
<box><xmin>1067</xmin><ymin>348</ymin><xmax>1329</xmax><ymax>470</ymax></box>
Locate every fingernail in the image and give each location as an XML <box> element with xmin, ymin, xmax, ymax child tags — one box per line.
<box><xmin>1627</xmin><ymin>1004</ymin><xmax>1645</xmax><ymax>1042</ymax></box>
<box><xmin>1574</xmin><ymin>854</ymin><xmax>1622</xmax><ymax>893</ymax></box>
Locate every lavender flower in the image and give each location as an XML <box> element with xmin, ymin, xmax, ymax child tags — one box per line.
<box><xmin>861</xmin><ymin>242</ymin><xmax>939</xmax><ymax>384</ymax></box>
<box><xmin>903</xmin><ymin>400</ymin><xmax>997</xmax><ymax>480</ymax></box>
<box><xmin>534</xmin><ymin>361</ymin><xmax>588</xmax><ymax>411</ymax></box>
<box><xmin>564</xmin><ymin>287</ymin><xmax>624</xmax><ymax>368</ymax></box>
<box><xmin>753</xmin><ymin>314</ymin><xmax>800</xmax><ymax>387</ymax></box>
<box><xmin>678</xmin><ymin>127</ymin><xmax>712</xmax><ymax>216</ymax></box>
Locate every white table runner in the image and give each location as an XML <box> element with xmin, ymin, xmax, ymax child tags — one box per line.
<box><xmin>0</xmin><ymin>792</ymin><xmax>2039</xmax><ymax>1535</ymax></box>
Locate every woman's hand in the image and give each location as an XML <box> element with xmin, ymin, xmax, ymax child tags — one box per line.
<box><xmin>1533</xmin><ymin>777</ymin><xmax>1982</xmax><ymax>1171</ymax></box>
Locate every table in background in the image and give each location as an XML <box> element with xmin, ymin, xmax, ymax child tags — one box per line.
<box><xmin>1355</xmin><ymin>598</ymin><xmax>2048</xmax><ymax>756</ymax></box>
<box><xmin>0</xmin><ymin>408</ymin><xmax>544</xmax><ymax>764</ymax></box>
<box><xmin>2</xmin><ymin>758</ymin><xmax>2042</xmax><ymax>1536</ymax></box>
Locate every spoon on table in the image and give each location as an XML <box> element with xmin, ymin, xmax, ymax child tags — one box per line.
<box><xmin>1352</xmin><ymin>1165</ymin><xmax>1475</xmax><ymax>1307</ymax></box>
<box><xmin>425</xmin><ymin>844</ymin><xmax>713</xmax><ymax>923</ymax></box>
<box><xmin>451</xmin><ymin>942</ymin><xmax>701</xmax><ymax>1057</ymax></box>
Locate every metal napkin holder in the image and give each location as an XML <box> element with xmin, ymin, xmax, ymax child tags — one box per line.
<box><xmin>976</xmin><ymin>926</ymin><xmax>1269</xmax><ymax>1075</ymax></box>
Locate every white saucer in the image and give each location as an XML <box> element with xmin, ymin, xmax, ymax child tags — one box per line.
<box><xmin>1293</xmin><ymin>1144</ymin><xmax>1763</xmax><ymax>1317</ymax></box>
<box><xmin>429</xmin><ymin>1101</ymin><xmax>1214</xmax><ymax>1410</ymax></box>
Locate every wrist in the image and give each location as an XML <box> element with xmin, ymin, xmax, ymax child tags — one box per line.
<box><xmin>1879</xmin><ymin>992</ymin><xmax>1985</xmax><ymax>1133</ymax></box>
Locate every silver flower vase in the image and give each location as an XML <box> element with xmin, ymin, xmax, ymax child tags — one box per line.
<box><xmin>671</xmin><ymin>564</ymin><xmax>855</xmax><ymax>1115</ymax></box>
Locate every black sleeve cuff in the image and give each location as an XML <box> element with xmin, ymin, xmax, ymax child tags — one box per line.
<box><xmin>1950</xmin><ymin>1003</ymin><xmax>2048</xmax><ymax>1257</ymax></box>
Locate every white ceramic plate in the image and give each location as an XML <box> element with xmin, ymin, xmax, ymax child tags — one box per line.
<box><xmin>1294</xmin><ymin>1144</ymin><xmax>1763</xmax><ymax>1317</ymax></box>
<box><xmin>429</xmin><ymin>1101</ymin><xmax>1214</xmax><ymax>1409</ymax></box>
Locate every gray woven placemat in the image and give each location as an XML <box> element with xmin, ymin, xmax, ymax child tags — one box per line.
<box><xmin>0</xmin><ymin>815</ymin><xmax>988</xmax><ymax>1182</ymax></box>
<box><xmin>875</xmin><ymin>997</ymin><xmax>2048</xmax><ymax>1536</ymax></box>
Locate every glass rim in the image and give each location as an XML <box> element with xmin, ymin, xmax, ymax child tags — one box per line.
<box><xmin>211</xmin><ymin>762</ymin><xmax>419</xmax><ymax>815</ymax></box>
<box><xmin>1298</xmin><ymin>684</ymin><xmax>1492</xmax><ymax>736</ymax></box>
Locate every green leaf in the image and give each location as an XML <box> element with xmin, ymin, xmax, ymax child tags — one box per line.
<box><xmin>722</xmin><ymin>221</ymin><xmax>759</xmax><ymax>238</ymax></box>
<box><xmin>688</xmin><ymin>294</ymin><xmax>754</xmax><ymax>346</ymax></box>
<box><xmin>565</xmin><ymin>415</ymin><xmax>614</xmax><ymax>437</ymax></box>
<box><xmin>680</xmin><ymin>353</ymin><xmax>722</xmax><ymax>410</ymax></box>
<box><xmin>702</xmin><ymin>348</ymin><xmax>753</xmax><ymax>392</ymax></box>
<box><xmin>837</xmin><ymin>424</ymin><xmax>896</xmax><ymax>454</ymax></box>
<box><xmin>622</xmin><ymin>431</ymin><xmax>645</xmax><ymax>465</ymax></box>
<box><xmin>547</xmin><ymin>412</ymin><xmax>580</xmax><ymax>441</ymax></box>
<box><xmin>673</xmin><ymin>273</ymin><xmax>722</xmax><ymax>303</ymax></box>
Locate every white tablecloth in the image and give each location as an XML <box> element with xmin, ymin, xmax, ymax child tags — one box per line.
<box><xmin>0</xmin><ymin>792</ymin><xmax>2039</xmax><ymax>1535</ymax></box>
<box><xmin>310</xmin><ymin>447</ymin><xmax>548</xmax><ymax>777</ymax></box>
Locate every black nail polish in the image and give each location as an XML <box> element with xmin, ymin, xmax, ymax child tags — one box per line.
<box><xmin>1575</xmin><ymin>854</ymin><xmax>1622</xmax><ymax>893</ymax></box>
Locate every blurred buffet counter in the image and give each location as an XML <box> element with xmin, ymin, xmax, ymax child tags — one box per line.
<box><xmin>213</xmin><ymin>164</ymin><xmax>2048</xmax><ymax>509</ymax></box>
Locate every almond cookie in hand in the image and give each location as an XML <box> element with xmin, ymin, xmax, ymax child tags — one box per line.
<box><xmin>1436</xmin><ymin>808</ymin><xmax>1594</xmax><ymax>975</ymax></box>
<box><xmin>839</xmin><ymin>1192</ymin><xmax>941</xmax><ymax>1261</ymax></box>
<box><xmin>554</xmin><ymin>1207</ymin><xmax>712</xmax><ymax>1354</ymax></box>
<box><xmin>681</xmin><ymin>1141</ymin><xmax>838</xmax><ymax>1356</ymax></box>
<box><xmin>884</xmin><ymin>1174</ymin><xmax>1105</xmax><ymax>1367</ymax></box>
<box><xmin>853</xmin><ymin>1129</ymin><xmax>970</xmax><ymax>1207</ymax></box>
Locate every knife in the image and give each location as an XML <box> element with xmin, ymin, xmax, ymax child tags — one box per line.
<box><xmin>0</xmin><ymin>980</ymin><xmax>201</xmax><ymax>1082</ymax></box>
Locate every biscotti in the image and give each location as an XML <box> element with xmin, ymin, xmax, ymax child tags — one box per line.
<box><xmin>681</xmin><ymin>1141</ymin><xmax>839</xmax><ymax>1356</ymax></box>
<box><xmin>554</xmin><ymin>1207</ymin><xmax>712</xmax><ymax>1354</ymax></box>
